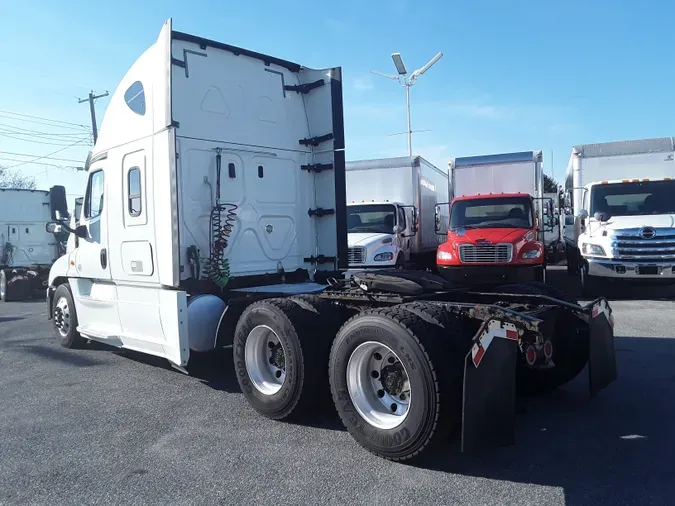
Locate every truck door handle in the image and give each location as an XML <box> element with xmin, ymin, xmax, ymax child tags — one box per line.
<box><xmin>100</xmin><ymin>248</ymin><xmax>107</xmax><ymax>269</ymax></box>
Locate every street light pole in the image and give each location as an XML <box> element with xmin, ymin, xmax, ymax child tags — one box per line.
<box><xmin>372</xmin><ymin>51</ymin><xmax>443</xmax><ymax>159</ymax></box>
<box><xmin>406</xmin><ymin>84</ymin><xmax>412</xmax><ymax>158</ymax></box>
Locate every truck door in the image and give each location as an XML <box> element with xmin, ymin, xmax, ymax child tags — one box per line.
<box><xmin>398</xmin><ymin>206</ymin><xmax>412</xmax><ymax>256</ymax></box>
<box><xmin>71</xmin><ymin>166</ymin><xmax>122</xmax><ymax>337</ymax></box>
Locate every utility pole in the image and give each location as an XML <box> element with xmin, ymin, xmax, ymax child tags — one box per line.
<box><xmin>372</xmin><ymin>51</ymin><xmax>443</xmax><ymax>158</ymax></box>
<box><xmin>78</xmin><ymin>90</ymin><xmax>109</xmax><ymax>144</ymax></box>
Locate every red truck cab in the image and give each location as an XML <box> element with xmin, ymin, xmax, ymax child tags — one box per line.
<box><xmin>436</xmin><ymin>193</ymin><xmax>545</xmax><ymax>284</ymax></box>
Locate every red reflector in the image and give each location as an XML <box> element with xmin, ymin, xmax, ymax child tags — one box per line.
<box><xmin>525</xmin><ymin>345</ymin><xmax>537</xmax><ymax>366</ymax></box>
<box><xmin>505</xmin><ymin>329</ymin><xmax>518</xmax><ymax>340</ymax></box>
<box><xmin>543</xmin><ymin>340</ymin><xmax>553</xmax><ymax>360</ymax></box>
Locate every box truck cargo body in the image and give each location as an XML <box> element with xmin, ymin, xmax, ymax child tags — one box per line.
<box><xmin>345</xmin><ymin>156</ymin><xmax>449</xmax><ymax>269</ymax></box>
<box><xmin>564</xmin><ymin>137</ymin><xmax>675</xmax><ymax>294</ymax></box>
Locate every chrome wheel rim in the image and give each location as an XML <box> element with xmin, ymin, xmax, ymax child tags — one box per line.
<box><xmin>245</xmin><ymin>325</ymin><xmax>286</xmax><ymax>395</ymax></box>
<box><xmin>346</xmin><ymin>341</ymin><xmax>411</xmax><ymax>430</ymax></box>
<box><xmin>54</xmin><ymin>296</ymin><xmax>71</xmax><ymax>337</ymax></box>
<box><xmin>0</xmin><ymin>275</ymin><xmax>5</xmax><ymax>298</ymax></box>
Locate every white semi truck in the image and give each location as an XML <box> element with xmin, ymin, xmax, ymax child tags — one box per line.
<box><xmin>564</xmin><ymin>137</ymin><xmax>675</xmax><ymax>295</ymax></box>
<box><xmin>345</xmin><ymin>156</ymin><xmax>449</xmax><ymax>270</ymax></box>
<box><xmin>44</xmin><ymin>19</ymin><xmax>617</xmax><ymax>462</ymax></box>
<box><xmin>0</xmin><ymin>187</ymin><xmax>70</xmax><ymax>301</ymax></box>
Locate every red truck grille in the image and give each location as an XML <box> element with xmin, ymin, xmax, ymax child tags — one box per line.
<box><xmin>459</xmin><ymin>244</ymin><xmax>513</xmax><ymax>263</ymax></box>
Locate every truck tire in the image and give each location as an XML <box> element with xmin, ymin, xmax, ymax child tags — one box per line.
<box><xmin>496</xmin><ymin>282</ymin><xmax>588</xmax><ymax>395</ymax></box>
<box><xmin>0</xmin><ymin>270</ymin><xmax>9</xmax><ymax>302</ymax></box>
<box><xmin>328</xmin><ymin>305</ymin><xmax>469</xmax><ymax>461</ymax></box>
<box><xmin>0</xmin><ymin>269</ymin><xmax>30</xmax><ymax>302</ymax></box>
<box><xmin>535</xmin><ymin>265</ymin><xmax>546</xmax><ymax>283</ymax></box>
<box><xmin>52</xmin><ymin>284</ymin><xmax>86</xmax><ymax>348</ymax></box>
<box><xmin>233</xmin><ymin>298</ymin><xmax>328</xmax><ymax>420</ymax></box>
<box><xmin>566</xmin><ymin>247</ymin><xmax>580</xmax><ymax>276</ymax></box>
<box><xmin>580</xmin><ymin>265</ymin><xmax>602</xmax><ymax>298</ymax></box>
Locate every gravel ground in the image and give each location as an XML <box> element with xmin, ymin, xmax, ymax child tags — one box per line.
<box><xmin>1</xmin><ymin>267</ymin><xmax>674</xmax><ymax>506</ymax></box>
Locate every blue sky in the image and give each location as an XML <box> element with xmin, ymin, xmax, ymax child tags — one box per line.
<box><xmin>1</xmin><ymin>0</ymin><xmax>674</xmax><ymax>196</ymax></box>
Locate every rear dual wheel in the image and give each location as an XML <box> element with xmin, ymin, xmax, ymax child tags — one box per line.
<box><xmin>329</xmin><ymin>303</ymin><xmax>473</xmax><ymax>461</ymax></box>
<box><xmin>233</xmin><ymin>296</ymin><xmax>341</xmax><ymax>420</ymax></box>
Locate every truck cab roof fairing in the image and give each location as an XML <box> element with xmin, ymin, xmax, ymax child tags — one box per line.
<box><xmin>93</xmin><ymin>20</ymin><xmax>172</xmax><ymax>155</ymax></box>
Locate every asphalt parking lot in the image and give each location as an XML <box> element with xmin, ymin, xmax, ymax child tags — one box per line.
<box><xmin>1</xmin><ymin>266</ymin><xmax>675</xmax><ymax>506</ymax></box>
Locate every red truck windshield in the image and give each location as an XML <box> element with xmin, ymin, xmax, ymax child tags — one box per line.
<box><xmin>450</xmin><ymin>196</ymin><xmax>533</xmax><ymax>230</ymax></box>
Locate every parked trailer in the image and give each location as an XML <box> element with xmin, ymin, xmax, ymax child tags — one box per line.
<box><xmin>45</xmin><ymin>20</ymin><xmax>617</xmax><ymax>461</ymax></box>
<box><xmin>345</xmin><ymin>156</ymin><xmax>450</xmax><ymax>270</ymax></box>
<box><xmin>0</xmin><ymin>188</ymin><xmax>69</xmax><ymax>302</ymax></box>
<box><xmin>564</xmin><ymin>137</ymin><xmax>675</xmax><ymax>295</ymax></box>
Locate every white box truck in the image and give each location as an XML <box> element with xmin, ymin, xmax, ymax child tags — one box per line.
<box><xmin>44</xmin><ymin>19</ymin><xmax>617</xmax><ymax>462</ymax></box>
<box><xmin>564</xmin><ymin>137</ymin><xmax>675</xmax><ymax>295</ymax></box>
<box><xmin>345</xmin><ymin>156</ymin><xmax>449</xmax><ymax>270</ymax></box>
<box><xmin>0</xmin><ymin>188</ymin><xmax>70</xmax><ymax>301</ymax></box>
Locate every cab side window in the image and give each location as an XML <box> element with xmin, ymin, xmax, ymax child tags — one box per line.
<box><xmin>128</xmin><ymin>167</ymin><xmax>142</xmax><ymax>217</ymax></box>
<box><xmin>85</xmin><ymin>170</ymin><xmax>105</xmax><ymax>219</ymax></box>
<box><xmin>398</xmin><ymin>207</ymin><xmax>406</xmax><ymax>229</ymax></box>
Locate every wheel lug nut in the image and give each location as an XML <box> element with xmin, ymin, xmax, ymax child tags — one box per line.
<box><xmin>388</xmin><ymin>357</ymin><xmax>395</xmax><ymax>364</ymax></box>
<box><xmin>371</xmin><ymin>370</ymin><xmax>379</xmax><ymax>378</ymax></box>
<box><xmin>377</xmin><ymin>389</ymin><xmax>385</xmax><ymax>398</ymax></box>
<box><xmin>399</xmin><ymin>393</ymin><xmax>406</xmax><ymax>401</ymax></box>
<box><xmin>268</xmin><ymin>341</ymin><xmax>275</xmax><ymax>349</ymax></box>
<box><xmin>373</xmin><ymin>352</ymin><xmax>382</xmax><ymax>361</ymax></box>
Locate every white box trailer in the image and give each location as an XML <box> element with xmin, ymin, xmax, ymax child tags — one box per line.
<box><xmin>44</xmin><ymin>19</ymin><xmax>617</xmax><ymax>462</ymax></box>
<box><xmin>0</xmin><ymin>188</ymin><xmax>66</xmax><ymax>301</ymax></box>
<box><xmin>345</xmin><ymin>156</ymin><xmax>449</xmax><ymax>269</ymax></box>
<box><xmin>564</xmin><ymin>137</ymin><xmax>675</xmax><ymax>294</ymax></box>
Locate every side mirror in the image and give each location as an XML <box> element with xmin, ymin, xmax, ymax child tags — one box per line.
<box><xmin>593</xmin><ymin>211</ymin><xmax>611</xmax><ymax>223</ymax></box>
<box><xmin>74</xmin><ymin>225</ymin><xmax>88</xmax><ymax>239</ymax></box>
<box><xmin>45</xmin><ymin>222</ymin><xmax>62</xmax><ymax>234</ymax></box>
<box><xmin>49</xmin><ymin>185</ymin><xmax>69</xmax><ymax>220</ymax></box>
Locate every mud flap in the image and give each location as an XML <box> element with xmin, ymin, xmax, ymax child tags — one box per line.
<box><xmin>461</xmin><ymin>319</ymin><xmax>520</xmax><ymax>453</ymax></box>
<box><xmin>588</xmin><ymin>298</ymin><xmax>617</xmax><ymax>397</ymax></box>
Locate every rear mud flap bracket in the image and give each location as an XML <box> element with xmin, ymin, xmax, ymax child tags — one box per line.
<box><xmin>461</xmin><ymin>319</ymin><xmax>520</xmax><ymax>453</ymax></box>
<box><xmin>588</xmin><ymin>298</ymin><xmax>617</xmax><ymax>397</ymax></box>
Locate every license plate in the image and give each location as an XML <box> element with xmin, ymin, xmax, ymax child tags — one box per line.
<box><xmin>638</xmin><ymin>266</ymin><xmax>658</xmax><ymax>275</ymax></box>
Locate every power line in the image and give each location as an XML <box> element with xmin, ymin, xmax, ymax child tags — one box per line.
<box><xmin>0</xmin><ymin>113</ymin><xmax>90</xmax><ymax>132</ymax></box>
<box><xmin>0</xmin><ymin>151</ymin><xmax>86</xmax><ymax>163</ymax></box>
<box><xmin>5</xmin><ymin>140</ymin><xmax>89</xmax><ymax>169</ymax></box>
<box><xmin>0</xmin><ymin>157</ymin><xmax>82</xmax><ymax>170</ymax></box>
<box><xmin>0</xmin><ymin>109</ymin><xmax>90</xmax><ymax>129</ymax></box>
<box><xmin>0</xmin><ymin>132</ymin><xmax>91</xmax><ymax>147</ymax></box>
<box><xmin>0</xmin><ymin>123</ymin><xmax>88</xmax><ymax>137</ymax></box>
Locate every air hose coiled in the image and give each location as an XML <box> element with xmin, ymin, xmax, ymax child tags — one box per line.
<box><xmin>203</xmin><ymin>149</ymin><xmax>238</xmax><ymax>288</ymax></box>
